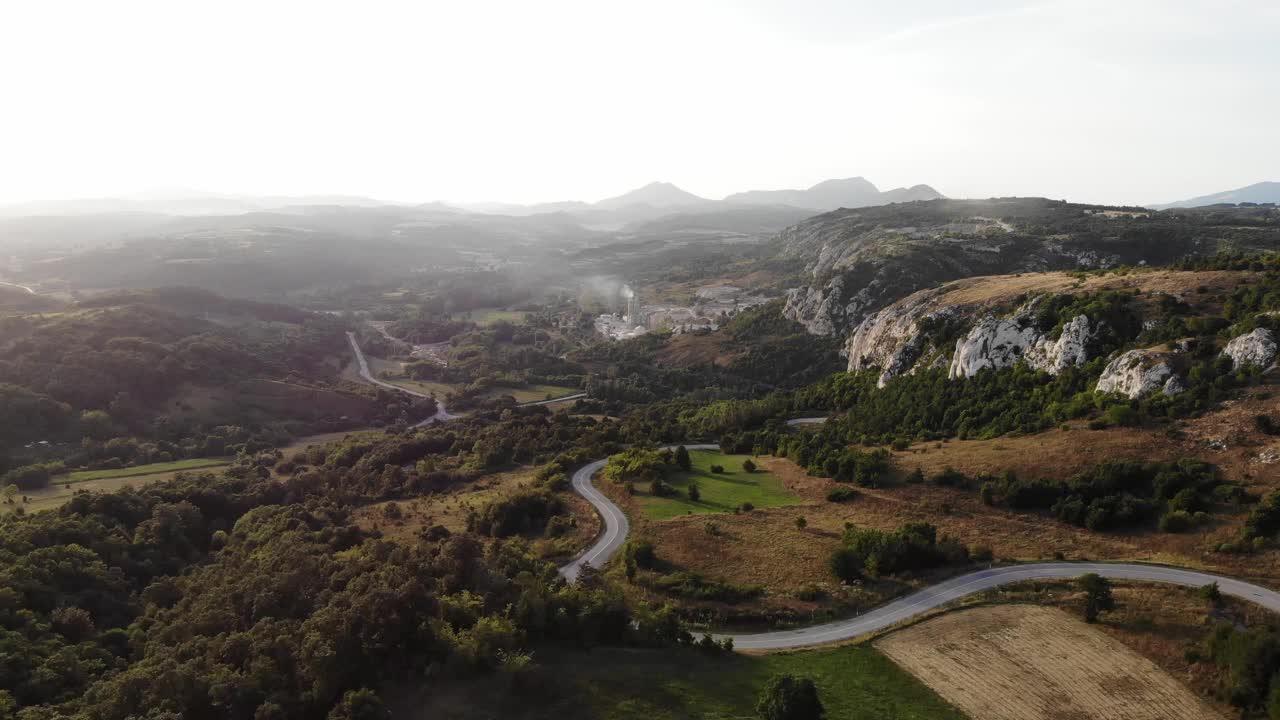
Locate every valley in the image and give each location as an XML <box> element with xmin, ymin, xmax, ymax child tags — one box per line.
<box><xmin>3</xmin><ymin>192</ymin><xmax>1280</xmax><ymax>720</ymax></box>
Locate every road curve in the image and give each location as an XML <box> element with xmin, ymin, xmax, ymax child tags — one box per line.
<box><xmin>557</xmin><ymin>443</ymin><xmax>1280</xmax><ymax>650</ymax></box>
<box><xmin>720</xmin><ymin>562</ymin><xmax>1280</xmax><ymax>650</ymax></box>
<box><xmin>558</xmin><ymin>444</ymin><xmax>718</xmax><ymax>583</ymax></box>
<box><xmin>345</xmin><ymin>331</ymin><xmax>456</xmax><ymax>425</ymax></box>
<box><xmin>519</xmin><ymin>392</ymin><xmax>588</xmax><ymax>407</ymax></box>
<box><xmin>0</xmin><ymin>280</ymin><xmax>35</xmax><ymax>294</ymax></box>
<box><xmin>785</xmin><ymin>416</ymin><xmax>828</xmax><ymax>427</ymax></box>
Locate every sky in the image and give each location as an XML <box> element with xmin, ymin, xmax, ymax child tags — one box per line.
<box><xmin>1</xmin><ymin>0</ymin><xmax>1277</xmax><ymax>207</ymax></box>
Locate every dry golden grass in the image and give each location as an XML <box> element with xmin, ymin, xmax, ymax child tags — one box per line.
<box><xmin>876</xmin><ymin>605</ymin><xmax>1223</xmax><ymax>720</ymax></box>
<box><xmin>655</xmin><ymin>332</ymin><xmax>741</xmax><ymax>368</ymax></box>
<box><xmin>612</xmin><ymin>414</ymin><xmax>1280</xmax><ymax>619</ymax></box>
<box><xmin>938</xmin><ymin>269</ymin><xmax>1255</xmax><ymax>310</ymax></box>
<box><xmin>882</xmin><ymin>396</ymin><xmax>1280</xmax><ymax>583</ymax></box>
<box><xmin>276</xmin><ymin>429</ymin><xmax>378</xmax><ymax>459</ymax></box>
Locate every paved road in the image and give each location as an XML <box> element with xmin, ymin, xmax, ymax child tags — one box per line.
<box><xmin>557</xmin><ymin>441</ymin><xmax>1280</xmax><ymax>650</ymax></box>
<box><xmin>558</xmin><ymin>444</ymin><xmax>718</xmax><ymax>583</ymax></box>
<box><xmin>785</xmin><ymin>416</ymin><xmax>828</xmax><ymax>427</ymax></box>
<box><xmin>720</xmin><ymin>562</ymin><xmax>1280</xmax><ymax>650</ymax></box>
<box><xmin>519</xmin><ymin>392</ymin><xmax>587</xmax><ymax>407</ymax></box>
<box><xmin>0</xmin><ymin>281</ymin><xmax>35</xmax><ymax>294</ymax></box>
<box><xmin>345</xmin><ymin>332</ymin><xmax>457</xmax><ymax>425</ymax></box>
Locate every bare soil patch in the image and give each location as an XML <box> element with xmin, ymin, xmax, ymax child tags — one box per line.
<box><xmin>877</xmin><ymin>604</ymin><xmax>1222</xmax><ymax>720</ymax></box>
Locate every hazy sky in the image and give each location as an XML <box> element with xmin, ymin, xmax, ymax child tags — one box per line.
<box><xmin>2</xmin><ymin>0</ymin><xmax>1276</xmax><ymax>207</ymax></box>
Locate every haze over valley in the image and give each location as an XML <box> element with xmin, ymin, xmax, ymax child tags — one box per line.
<box><xmin>4</xmin><ymin>2</ymin><xmax>1280</xmax><ymax>719</ymax></box>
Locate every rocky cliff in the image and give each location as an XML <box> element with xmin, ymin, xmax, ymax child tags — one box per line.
<box><xmin>839</xmin><ymin>269</ymin><xmax>1272</xmax><ymax>394</ymax></box>
<box><xmin>779</xmin><ymin>198</ymin><xmax>1280</xmax><ymax>338</ymax></box>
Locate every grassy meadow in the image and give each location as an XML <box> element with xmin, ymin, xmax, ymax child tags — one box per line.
<box><xmin>639</xmin><ymin>449</ymin><xmax>800</xmax><ymax>519</ymax></box>
<box><xmin>394</xmin><ymin>644</ymin><xmax>965</xmax><ymax>720</ymax></box>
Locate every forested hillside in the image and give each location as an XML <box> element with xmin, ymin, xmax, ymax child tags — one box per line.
<box><xmin>0</xmin><ymin>288</ymin><xmax>426</xmax><ymax>490</ymax></box>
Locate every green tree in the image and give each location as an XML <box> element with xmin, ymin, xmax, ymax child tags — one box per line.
<box><xmin>756</xmin><ymin>674</ymin><xmax>825</xmax><ymax>720</ymax></box>
<box><xmin>1078</xmin><ymin>573</ymin><xmax>1115</xmax><ymax>623</ymax></box>
<box><xmin>328</xmin><ymin>688</ymin><xmax>390</xmax><ymax>720</ymax></box>
<box><xmin>78</xmin><ymin>409</ymin><xmax>116</xmax><ymax>440</ymax></box>
<box><xmin>688</xmin><ymin>481</ymin><xmax>701</xmax><ymax>502</ymax></box>
<box><xmin>675</xmin><ymin>445</ymin><xmax>692</xmax><ymax>471</ymax></box>
<box><xmin>1</xmin><ymin>484</ymin><xmax>16</xmax><ymax>503</ymax></box>
<box><xmin>743</xmin><ymin>458</ymin><xmax>757</xmax><ymax>473</ymax></box>
<box><xmin>1200</xmin><ymin>581</ymin><xmax>1223</xmax><ymax>608</ymax></box>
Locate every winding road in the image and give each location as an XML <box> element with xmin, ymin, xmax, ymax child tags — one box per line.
<box><xmin>346</xmin><ymin>331</ymin><xmax>586</xmax><ymax>419</ymax></box>
<box><xmin>0</xmin><ymin>280</ymin><xmax>35</xmax><ymax>294</ymax></box>
<box><xmin>339</xmin><ymin>343</ymin><xmax>1280</xmax><ymax>652</ymax></box>
<box><xmin>346</xmin><ymin>332</ymin><xmax>457</xmax><ymax>425</ymax></box>
<box><xmin>556</xmin><ymin>444</ymin><xmax>1280</xmax><ymax>650</ymax></box>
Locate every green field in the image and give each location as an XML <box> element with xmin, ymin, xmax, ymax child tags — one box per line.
<box><xmin>60</xmin><ymin>457</ymin><xmax>231</xmax><ymax>483</ymax></box>
<box><xmin>401</xmin><ymin>644</ymin><xmax>965</xmax><ymax>720</ymax></box>
<box><xmin>451</xmin><ymin>308</ymin><xmax>529</xmax><ymax>325</ymax></box>
<box><xmin>365</xmin><ymin>355</ymin><xmax>575</xmax><ymax>405</ymax></box>
<box><xmin>5</xmin><ymin>458</ymin><xmax>232</xmax><ymax>515</ymax></box>
<box><xmin>500</xmin><ymin>384</ymin><xmax>580</xmax><ymax>403</ymax></box>
<box><xmin>638</xmin><ymin>449</ymin><xmax>800</xmax><ymax>519</ymax></box>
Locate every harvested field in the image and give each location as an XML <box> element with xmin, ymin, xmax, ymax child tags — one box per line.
<box><xmin>876</xmin><ymin>605</ymin><xmax>1222</xmax><ymax>720</ymax></box>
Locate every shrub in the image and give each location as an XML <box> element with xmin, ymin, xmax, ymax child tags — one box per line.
<box><xmin>830</xmin><ymin>522</ymin><xmax>967</xmax><ymax>580</ymax></box>
<box><xmin>544</xmin><ymin>515</ymin><xmax>574</xmax><ymax>537</ymax></box>
<box><xmin>1200</xmin><ymin>582</ymin><xmax>1223</xmax><ymax>607</ymax></box>
<box><xmin>470</xmin><ymin>490</ymin><xmax>564</xmax><ymax>537</ymax></box>
<box><xmin>739</xmin><ymin>502</ymin><xmax>754</xmax><ymax>512</ymax></box>
<box><xmin>647</xmin><ymin>572</ymin><xmax>761</xmax><ymax>603</ymax></box>
<box><xmin>674</xmin><ymin>445</ymin><xmax>692</xmax><ymax>470</ymax></box>
<box><xmin>795</xmin><ymin>516</ymin><xmax>807</xmax><ymax>530</ymax></box>
<box><xmin>650</xmin><ymin>478</ymin><xmax>677</xmax><ymax>497</ymax></box>
<box><xmin>625</xmin><ymin>540</ymin><xmax>658</xmax><ymax>569</ymax></box>
<box><xmin>825</xmin><ymin>487</ymin><xmax>857</xmax><ymax>503</ymax></box>
<box><xmin>742</xmin><ymin>459</ymin><xmax>757</xmax><ymax>473</ymax></box>
<box><xmin>1159</xmin><ymin>510</ymin><xmax>1195</xmax><ymax>533</ymax></box>
<box><xmin>710</xmin><ymin>464</ymin><xmax>726</xmax><ymax>474</ymax></box>
<box><xmin>1078</xmin><ymin>573</ymin><xmax>1115</xmax><ymax>623</ymax></box>
<box><xmin>687</xmin><ymin>481</ymin><xmax>701</xmax><ymax>502</ymax></box>
<box><xmin>756</xmin><ymin>674</ymin><xmax>825</xmax><ymax>720</ymax></box>
<box><xmin>931</xmin><ymin>467</ymin><xmax>971</xmax><ymax>489</ymax></box>
<box><xmin>794</xmin><ymin>584</ymin><xmax>824</xmax><ymax>601</ymax></box>
<box><xmin>1256</xmin><ymin>414</ymin><xmax>1280</xmax><ymax>436</ymax></box>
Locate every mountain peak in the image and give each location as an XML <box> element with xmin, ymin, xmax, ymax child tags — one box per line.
<box><xmin>1152</xmin><ymin>181</ymin><xmax>1280</xmax><ymax>209</ymax></box>
<box><xmin>594</xmin><ymin>182</ymin><xmax>709</xmax><ymax>210</ymax></box>
<box><xmin>723</xmin><ymin>177</ymin><xmax>942</xmax><ymax>210</ymax></box>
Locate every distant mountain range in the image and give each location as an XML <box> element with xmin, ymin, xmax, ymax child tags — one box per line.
<box><xmin>724</xmin><ymin>177</ymin><xmax>942</xmax><ymax>209</ymax></box>
<box><xmin>5</xmin><ymin>177</ymin><xmax>942</xmax><ymax>220</ymax></box>
<box><xmin>458</xmin><ymin>177</ymin><xmax>944</xmax><ymax>218</ymax></box>
<box><xmin>0</xmin><ymin>189</ymin><xmax>394</xmax><ymax>218</ymax></box>
<box><xmin>1151</xmin><ymin>181</ymin><xmax>1280</xmax><ymax>209</ymax></box>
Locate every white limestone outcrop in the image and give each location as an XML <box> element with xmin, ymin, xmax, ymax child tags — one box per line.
<box><xmin>846</xmin><ymin>289</ymin><xmax>1102</xmax><ymax>384</ymax></box>
<box><xmin>1222</xmin><ymin>328</ymin><xmax>1278</xmax><ymax>370</ymax></box>
<box><xmin>948</xmin><ymin>316</ymin><xmax>1042</xmax><ymax>378</ymax></box>
<box><xmin>1095</xmin><ymin>349</ymin><xmax>1178</xmax><ymax>399</ymax></box>
<box><xmin>947</xmin><ymin>311</ymin><xmax>1096</xmax><ymax>380</ymax></box>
